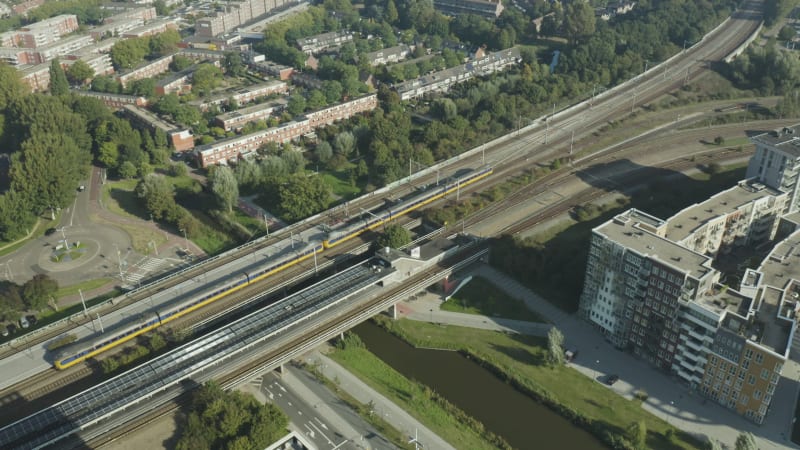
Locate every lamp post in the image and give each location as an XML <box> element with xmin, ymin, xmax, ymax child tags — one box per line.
<box><xmin>180</xmin><ymin>228</ymin><xmax>189</xmax><ymax>253</ymax></box>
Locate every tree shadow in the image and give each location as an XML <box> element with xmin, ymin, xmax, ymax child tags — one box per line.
<box><xmin>489</xmin><ymin>343</ymin><xmax>544</xmax><ymax>366</ymax></box>
<box><xmin>108</xmin><ymin>187</ymin><xmax>149</xmax><ymax>220</ymax></box>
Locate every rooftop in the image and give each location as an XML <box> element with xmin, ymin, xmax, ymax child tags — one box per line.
<box><xmin>751</xmin><ymin>125</ymin><xmax>800</xmax><ymax>158</ymax></box>
<box><xmin>665</xmin><ymin>179</ymin><xmax>784</xmax><ymax>242</ymax></box>
<box><xmin>596</xmin><ymin>209</ymin><xmax>714</xmax><ymax>280</ymax></box>
<box><xmin>216</xmin><ymin>99</ymin><xmax>287</xmax><ymax>120</ymax></box>
<box><xmin>757</xmin><ymin>228</ymin><xmax>800</xmax><ymax>290</ymax></box>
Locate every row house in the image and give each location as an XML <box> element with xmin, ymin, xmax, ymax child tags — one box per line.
<box><xmin>363</xmin><ymin>44</ymin><xmax>412</xmax><ymax>67</ymax></box>
<box><xmin>296</xmin><ymin>31</ymin><xmax>353</xmax><ymax>55</ymax></box>
<box><xmin>190</xmin><ymin>80</ymin><xmax>288</xmax><ymax>112</ymax></box>
<box><xmin>178</xmin><ymin>48</ymin><xmax>227</xmax><ymax>62</ymax></box>
<box><xmin>100</xmin><ymin>5</ymin><xmax>157</xmax><ymax>23</ymax></box>
<box><xmin>71</xmin><ymin>90</ymin><xmax>148</xmax><ymax>108</ymax></box>
<box><xmin>216</xmin><ymin>99</ymin><xmax>287</xmax><ymax>131</ymax></box>
<box><xmin>18</xmin><ymin>63</ymin><xmax>51</xmax><ymax>91</ymax></box>
<box><xmin>432</xmin><ymin>0</ymin><xmax>503</xmax><ymax>18</ymax></box>
<box><xmin>195</xmin><ymin>94</ymin><xmax>378</xmax><ymax>167</ymax></box>
<box><xmin>395</xmin><ymin>46</ymin><xmax>521</xmax><ymax>100</ymax></box>
<box><xmin>116</xmin><ymin>54</ymin><xmax>174</xmax><ymax>88</ymax></box>
<box><xmin>122</xmin><ymin>105</ymin><xmax>195</xmax><ymax>151</ymax></box>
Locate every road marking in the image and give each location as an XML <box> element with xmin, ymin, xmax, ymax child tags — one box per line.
<box><xmin>303</xmin><ymin>423</ymin><xmax>315</xmax><ymax>439</ymax></box>
<box><xmin>276</xmin><ymin>383</ymin><xmax>287</xmax><ymax>392</ymax></box>
<box><xmin>288</xmin><ymin>401</ymin><xmax>292</xmax><ymax>407</ymax></box>
<box><xmin>314</xmin><ymin>417</ymin><xmax>328</xmax><ymax>429</ymax></box>
<box><xmin>309</xmin><ymin>421</ymin><xmax>332</xmax><ymax>445</ymax></box>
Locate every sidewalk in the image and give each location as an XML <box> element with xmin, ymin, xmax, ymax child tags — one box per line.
<box><xmin>303</xmin><ymin>348</ymin><xmax>456</xmax><ymax>450</ymax></box>
<box><xmin>411</xmin><ymin>264</ymin><xmax>799</xmax><ymax>450</ymax></box>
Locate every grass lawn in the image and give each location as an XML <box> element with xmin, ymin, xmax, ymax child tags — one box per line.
<box><xmin>330</xmin><ymin>345</ymin><xmax>502</xmax><ymax>450</ymax></box>
<box><xmin>377</xmin><ymin>317</ymin><xmax>703</xmax><ymax>450</ymax></box>
<box><xmin>98</xmin><ymin>180</ymin><xmax>168</xmax><ymax>254</ymax></box>
<box><xmin>321</xmin><ymin>171</ymin><xmax>362</xmax><ymax>200</ymax></box>
<box><xmin>441</xmin><ymin>276</ymin><xmax>548</xmax><ymax>323</ymax></box>
<box><xmin>55</xmin><ymin>278</ymin><xmax>113</xmax><ymax>299</ymax></box>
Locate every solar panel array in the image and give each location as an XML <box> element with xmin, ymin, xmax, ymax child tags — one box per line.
<box><xmin>0</xmin><ymin>263</ymin><xmax>383</xmax><ymax>450</ymax></box>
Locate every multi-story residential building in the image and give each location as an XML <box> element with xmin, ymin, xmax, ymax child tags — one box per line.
<box><xmin>746</xmin><ymin>126</ymin><xmax>800</xmax><ymax>213</ymax></box>
<box><xmin>253</xmin><ymin>60</ymin><xmax>294</xmax><ymax>80</ymax></box>
<box><xmin>215</xmin><ymin>99</ymin><xmax>287</xmax><ymax>131</ymax></box>
<box><xmin>190</xmin><ymin>80</ymin><xmax>289</xmax><ymax>112</ymax></box>
<box><xmin>71</xmin><ymin>90</ymin><xmax>149</xmax><ymax>108</ymax></box>
<box><xmin>395</xmin><ymin>46</ymin><xmax>521</xmax><ymax>100</ymax></box>
<box><xmin>17</xmin><ymin>14</ymin><xmax>79</xmax><ymax>47</ymax></box>
<box><xmin>99</xmin><ymin>5</ymin><xmax>157</xmax><ymax>22</ymax></box>
<box><xmin>195</xmin><ymin>0</ymin><xmax>293</xmax><ymax>37</ymax></box>
<box><xmin>156</xmin><ymin>70</ymin><xmax>193</xmax><ymax>95</ymax></box>
<box><xmin>665</xmin><ymin>180</ymin><xmax>788</xmax><ymax>257</ymax></box>
<box><xmin>121</xmin><ymin>18</ymin><xmax>180</xmax><ymax>38</ymax></box>
<box><xmin>363</xmin><ymin>44</ymin><xmax>412</xmax><ymax>67</ymax></box>
<box><xmin>296</xmin><ymin>31</ymin><xmax>354</xmax><ymax>55</ymax></box>
<box><xmin>116</xmin><ymin>54</ymin><xmax>174</xmax><ymax>87</ymax></box>
<box><xmin>432</xmin><ymin>0</ymin><xmax>504</xmax><ymax>18</ymax></box>
<box><xmin>12</xmin><ymin>0</ymin><xmax>45</xmax><ymax>16</ymax></box>
<box><xmin>178</xmin><ymin>48</ymin><xmax>227</xmax><ymax>62</ymax></box>
<box><xmin>122</xmin><ymin>105</ymin><xmax>195</xmax><ymax>151</ymax></box>
<box><xmin>195</xmin><ymin>94</ymin><xmax>377</xmax><ymax>167</ymax></box>
<box><xmin>1</xmin><ymin>34</ymin><xmax>94</xmax><ymax>65</ymax></box>
<box><xmin>89</xmin><ymin>17</ymin><xmax>145</xmax><ymax>40</ymax></box>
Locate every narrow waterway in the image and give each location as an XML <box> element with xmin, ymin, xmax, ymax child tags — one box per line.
<box><xmin>354</xmin><ymin>321</ymin><xmax>607</xmax><ymax>450</ymax></box>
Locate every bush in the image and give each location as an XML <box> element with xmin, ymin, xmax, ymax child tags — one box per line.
<box><xmin>45</xmin><ymin>333</ymin><xmax>77</xmax><ymax>351</ymax></box>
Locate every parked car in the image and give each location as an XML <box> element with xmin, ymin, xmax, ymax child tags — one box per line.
<box><xmin>26</xmin><ymin>315</ymin><xmax>37</xmax><ymax>326</ymax></box>
<box><xmin>19</xmin><ymin>316</ymin><xmax>29</xmax><ymax>329</ymax></box>
<box><xmin>606</xmin><ymin>374</ymin><xmax>620</xmax><ymax>385</ymax></box>
<box><xmin>77</xmin><ymin>185</ymin><xmax>85</xmax><ymax>192</ymax></box>
<box><xmin>45</xmin><ymin>228</ymin><xmax>57</xmax><ymax>236</ymax></box>
<box><xmin>7</xmin><ymin>324</ymin><xmax>16</xmax><ymax>335</ymax></box>
<box><xmin>1</xmin><ymin>325</ymin><xmax>8</xmax><ymax>337</ymax></box>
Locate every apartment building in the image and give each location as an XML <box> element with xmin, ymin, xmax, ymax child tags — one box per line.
<box><xmin>432</xmin><ymin>0</ymin><xmax>504</xmax><ymax>18</ymax></box>
<box><xmin>215</xmin><ymin>99</ymin><xmax>287</xmax><ymax>131</ymax></box>
<box><xmin>1</xmin><ymin>34</ymin><xmax>95</xmax><ymax>65</ymax></box>
<box><xmin>121</xmin><ymin>18</ymin><xmax>180</xmax><ymax>38</ymax></box>
<box><xmin>71</xmin><ymin>90</ymin><xmax>149</xmax><ymax>108</ymax></box>
<box><xmin>89</xmin><ymin>17</ymin><xmax>144</xmax><ymax>40</ymax></box>
<box><xmin>395</xmin><ymin>46</ymin><xmax>521</xmax><ymax>100</ymax></box>
<box><xmin>116</xmin><ymin>54</ymin><xmax>174</xmax><ymax>88</ymax></box>
<box><xmin>746</xmin><ymin>127</ymin><xmax>800</xmax><ymax>213</ymax></box>
<box><xmin>122</xmin><ymin>105</ymin><xmax>195</xmax><ymax>151</ymax></box>
<box><xmin>195</xmin><ymin>94</ymin><xmax>377</xmax><ymax>167</ymax></box>
<box><xmin>156</xmin><ymin>70</ymin><xmax>193</xmax><ymax>95</ymax></box>
<box><xmin>580</xmin><ymin>207</ymin><xmax>794</xmax><ymax>424</ymax></box>
<box><xmin>195</xmin><ymin>0</ymin><xmax>294</xmax><ymax>37</ymax></box>
<box><xmin>190</xmin><ymin>80</ymin><xmax>289</xmax><ymax>112</ymax></box>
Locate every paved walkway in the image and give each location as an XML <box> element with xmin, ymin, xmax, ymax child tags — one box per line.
<box><xmin>302</xmin><ymin>348</ymin><xmax>456</xmax><ymax>450</ymax></box>
<box><xmin>397</xmin><ymin>264</ymin><xmax>799</xmax><ymax>450</ymax></box>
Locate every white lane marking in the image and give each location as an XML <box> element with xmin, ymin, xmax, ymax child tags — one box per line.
<box><xmin>314</xmin><ymin>417</ymin><xmax>328</xmax><ymax>430</ymax></box>
<box><xmin>288</xmin><ymin>401</ymin><xmax>292</xmax><ymax>407</ymax></box>
<box><xmin>276</xmin><ymin>383</ymin><xmax>287</xmax><ymax>392</ymax></box>
<box><xmin>304</xmin><ymin>423</ymin><xmax>316</xmax><ymax>439</ymax></box>
<box><xmin>309</xmin><ymin>421</ymin><xmax>332</xmax><ymax>445</ymax></box>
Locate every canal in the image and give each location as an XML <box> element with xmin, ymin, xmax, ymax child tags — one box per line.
<box><xmin>354</xmin><ymin>321</ymin><xmax>607</xmax><ymax>449</ymax></box>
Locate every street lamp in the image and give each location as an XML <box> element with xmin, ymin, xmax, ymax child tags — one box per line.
<box><xmin>180</xmin><ymin>228</ymin><xmax>189</xmax><ymax>253</ymax></box>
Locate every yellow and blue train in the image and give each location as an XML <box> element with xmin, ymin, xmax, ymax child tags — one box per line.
<box><xmin>54</xmin><ymin>166</ymin><xmax>492</xmax><ymax>369</ymax></box>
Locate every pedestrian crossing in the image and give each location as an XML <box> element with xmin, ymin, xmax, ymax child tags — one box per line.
<box><xmin>121</xmin><ymin>256</ymin><xmax>172</xmax><ymax>285</ymax></box>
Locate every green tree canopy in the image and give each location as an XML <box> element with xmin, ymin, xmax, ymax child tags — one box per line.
<box><xmin>625</xmin><ymin>420</ymin><xmax>647</xmax><ymax>450</ymax></box>
<box><xmin>734</xmin><ymin>432</ymin><xmax>757</xmax><ymax>450</ymax></box>
<box><xmin>49</xmin><ymin>59</ymin><xmax>70</xmax><ymax>95</ymax></box>
<box><xmin>547</xmin><ymin>327</ymin><xmax>565</xmax><ymax>366</ymax></box>
<box><xmin>277</xmin><ymin>174</ymin><xmax>332</xmax><ymax>222</ymax></box>
<box><xmin>22</xmin><ymin>274</ymin><xmax>58</xmax><ymax>311</ymax></box>
<box><xmin>175</xmin><ymin>381</ymin><xmax>288</xmax><ymax>450</ymax></box>
<box><xmin>208</xmin><ymin>165</ymin><xmax>239</xmax><ymax>213</ymax></box>
<box><xmin>66</xmin><ymin>60</ymin><xmax>95</xmax><ymax>86</ymax></box>
<box><xmin>135</xmin><ymin>173</ymin><xmax>177</xmax><ymax>220</ymax></box>
<box><xmin>376</xmin><ymin>224</ymin><xmax>411</xmax><ymax>249</ymax></box>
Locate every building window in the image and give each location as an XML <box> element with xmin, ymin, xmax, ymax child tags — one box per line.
<box><xmin>744</xmin><ymin>348</ymin><xmax>753</xmax><ymax>360</ymax></box>
<box><xmin>755</xmin><ymin>353</ymin><xmax>764</xmax><ymax>364</ymax></box>
<box><xmin>748</xmin><ymin>375</ymin><xmax>756</xmax><ymax>385</ymax></box>
<box><xmin>753</xmin><ymin>390</ymin><xmax>762</xmax><ymax>400</ymax></box>
<box><xmin>761</xmin><ymin>368</ymin><xmax>770</xmax><ymax>380</ymax></box>
<box><xmin>740</xmin><ymin>395</ymin><xmax>748</xmax><ymax>405</ymax></box>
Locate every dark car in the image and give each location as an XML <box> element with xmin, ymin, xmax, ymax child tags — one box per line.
<box><xmin>6</xmin><ymin>324</ymin><xmax>16</xmax><ymax>335</ymax></box>
<box><xmin>45</xmin><ymin>228</ymin><xmax>57</xmax><ymax>236</ymax></box>
<box><xmin>26</xmin><ymin>315</ymin><xmax>37</xmax><ymax>326</ymax></box>
<box><xmin>606</xmin><ymin>374</ymin><xmax>620</xmax><ymax>385</ymax></box>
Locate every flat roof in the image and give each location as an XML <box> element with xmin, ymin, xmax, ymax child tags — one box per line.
<box><xmin>597</xmin><ymin>210</ymin><xmax>714</xmax><ymax>279</ymax></box>
<box><xmin>757</xmin><ymin>228</ymin><xmax>800</xmax><ymax>290</ymax></box>
<box><xmin>752</xmin><ymin>125</ymin><xmax>800</xmax><ymax>157</ymax></box>
<box><xmin>216</xmin><ymin>99</ymin><xmax>287</xmax><ymax>120</ymax></box>
<box><xmin>666</xmin><ymin>180</ymin><xmax>783</xmax><ymax>242</ymax></box>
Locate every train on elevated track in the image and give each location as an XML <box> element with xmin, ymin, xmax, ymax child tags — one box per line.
<box><xmin>54</xmin><ymin>166</ymin><xmax>492</xmax><ymax>369</ymax></box>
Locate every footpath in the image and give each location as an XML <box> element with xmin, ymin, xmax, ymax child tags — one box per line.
<box><xmin>301</xmin><ymin>348</ymin><xmax>456</xmax><ymax>450</ymax></box>
<box><xmin>398</xmin><ymin>264</ymin><xmax>799</xmax><ymax>450</ymax></box>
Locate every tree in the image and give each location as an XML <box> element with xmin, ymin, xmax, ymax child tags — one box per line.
<box><xmin>170</xmin><ymin>55</ymin><xmax>192</xmax><ymax>72</ymax></box>
<box><xmin>315</xmin><ymin>141</ymin><xmax>333</xmax><ymax>164</ymax></box>
<box><xmin>322</xmin><ymin>80</ymin><xmax>343</xmax><ymax>103</ymax></box>
<box><xmin>333</xmin><ymin>131</ymin><xmax>356</xmax><ymax>157</ymax></box>
<box><xmin>118</xmin><ymin>161</ymin><xmax>137</xmax><ymax>178</ymax></box>
<box><xmin>223</xmin><ymin>51</ymin><xmax>245</xmax><ymax>77</ymax></box>
<box><xmin>135</xmin><ymin>173</ymin><xmax>177</xmax><ymax>220</ymax></box>
<box><xmin>208</xmin><ymin>165</ymin><xmax>239</xmax><ymax>213</ymax></box>
<box><xmin>110</xmin><ymin>38</ymin><xmax>149</xmax><ymax>70</ymax></box>
<box><xmin>546</xmin><ymin>327</ymin><xmax>565</xmax><ymax>366</ymax></box>
<box><xmin>376</xmin><ymin>224</ymin><xmax>410</xmax><ymax>249</ymax></box>
<box><xmin>49</xmin><ymin>59</ymin><xmax>69</xmax><ymax>96</ymax></box>
<box><xmin>66</xmin><ymin>60</ymin><xmax>95</xmax><ymax>86</ymax></box>
<box><xmin>22</xmin><ymin>274</ymin><xmax>58</xmax><ymax>311</ymax></box>
<box><xmin>287</xmin><ymin>93</ymin><xmax>307</xmax><ymax>116</ymax></box>
<box><xmin>626</xmin><ymin>420</ymin><xmax>647</xmax><ymax>450</ymax></box>
<box><xmin>97</xmin><ymin>141</ymin><xmax>120</xmax><ymax>168</ymax></box>
<box><xmin>734</xmin><ymin>432</ymin><xmax>757</xmax><ymax>450</ymax></box>
<box><xmin>278</xmin><ymin>174</ymin><xmax>332</xmax><ymax>222</ymax></box>
<box><xmin>192</xmin><ymin>63</ymin><xmax>223</xmax><ymax>95</ymax></box>
<box><xmin>175</xmin><ymin>382</ymin><xmax>287</xmax><ymax>450</ymax></box>
<box><xmin>564</xmin><ymin>0</ymin><xmax>596</xmax><ymax>45</ymax></box>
